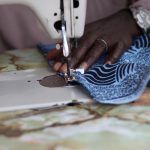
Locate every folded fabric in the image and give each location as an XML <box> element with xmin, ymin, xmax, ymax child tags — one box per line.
<box><xmin>37</xmin><ymin>43</ymin><xmax>56</xmax><ymax>53</ymax></box>
<box><xmin>75</xmin><ymin>34</ymin><xmax>150</xmax><ymax>104</ymax></box>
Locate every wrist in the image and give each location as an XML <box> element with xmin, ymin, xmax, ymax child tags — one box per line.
<box><xmin>129</xmin><ymin>6</ymin><xmax>150</xmax><ymax>33</ymax></box>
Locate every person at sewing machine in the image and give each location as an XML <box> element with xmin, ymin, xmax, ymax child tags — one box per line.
<box><xmin>0</xmin><ymin>0</ymin><xmax>150</xmax><ymax>73</ymax></box>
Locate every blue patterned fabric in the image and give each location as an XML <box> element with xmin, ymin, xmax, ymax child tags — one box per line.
<box><xmin>38</xmin><ymin>34</ymin><xmax>150</xmax><ymax>104</ymax></box>
<box><xmin>75</xmin><ymin>34</ymin><xmax>150</xmax><ymax>104</ymax></box>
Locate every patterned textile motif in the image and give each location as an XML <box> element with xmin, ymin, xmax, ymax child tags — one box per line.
<box><xmin>75</xmin><ymin>34</ymin><xmax>150</xmax><ymax>104</ymax></box>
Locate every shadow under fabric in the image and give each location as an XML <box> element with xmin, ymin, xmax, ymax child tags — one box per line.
<box><xmin>38</xmin><ymin>34</ymin><xmax>150</xmax><ymax>104</ymax></box>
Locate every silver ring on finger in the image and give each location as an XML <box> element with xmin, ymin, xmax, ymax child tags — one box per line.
<box><xmin>95</xmin><ymin>38</ymin><xmax>108</xmax><ymax>53</ymax></box>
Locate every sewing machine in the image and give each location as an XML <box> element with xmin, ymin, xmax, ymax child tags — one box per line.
<box><xmin>0</xmin><ymin>0</ymin><xmax>87</xmax><ymax>38</ymax></box>
<box><xmin>0</xmin><ymin>0</ymin><xmax>87</xmax><ymax>79</ymax></box>
<box><xmin>0</xmin><ymin>0</ymin><xmax>90</xmax><ymax>112</ymax></box>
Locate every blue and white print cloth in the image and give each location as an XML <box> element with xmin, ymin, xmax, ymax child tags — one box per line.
<box><xmin>75</xmin><ymin>34</ymin><xmax>150</xmax><ymax>104</ymax></box>
<box><xmin>38</xmin><ymin>34</ymin><xmax>150</xmax><ymax>104</ymax></box>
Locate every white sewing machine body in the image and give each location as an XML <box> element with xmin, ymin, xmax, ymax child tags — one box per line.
<box><xmin>0</xmin><ymin>67</ymin><xmax>90</xmax><ymax>112</ymax></box>
<box><xmin>0</xmin><ymin>0</ymin><xmax>87</xmax><ymax>39</ymax></box>
<box><xmin>0</xmin><ymin>0</ymin><xmax>89</xmax><ymax>112</ymax></box>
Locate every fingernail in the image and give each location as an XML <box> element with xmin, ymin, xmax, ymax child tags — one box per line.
<box><xmin>53</xmin><ymin>62</ymin><xmax>62</xmax><ymax>71</ymax></box>
<box><xmin>105</xmin><ymin>61</ymin><xmax>112</xmax><ymax>65</ymax></box>
<box><xmin>80</xmin><ymin>62</ymin><xmax>88</xmax><ymax>70</ymax></box>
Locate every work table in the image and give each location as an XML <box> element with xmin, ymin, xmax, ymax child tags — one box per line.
<box><xmin>0</xmin><ymin>49</ymin><xmax>149</xmax><ymax>150</ymax></box>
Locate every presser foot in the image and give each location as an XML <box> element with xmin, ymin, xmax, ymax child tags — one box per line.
<box><xmin>64</xmin><ymin>68</ymin><xmax>85</xmax><ymax>86</ymax></box>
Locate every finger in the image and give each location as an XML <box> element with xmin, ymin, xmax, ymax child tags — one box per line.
<box><xmin>80</xmin><ymin>39</ymin><xmax>107</xmax><ymax>70</ymax></box>
<box><xmin>53</xmin><ymin>62</ymin><xmax>63</xmax><ymax>72</ymax></box>
<box><xmin>47</xmin><ymin>49</ymin><xmax>62</xmax><ymax>60</ymax></box>
<box><xmin>70</xmin><ymin>33</ymin><xmax>99</xmax><ymax>69</ymax></box>
<box><xmin>59</xmin><ymin>63</ymin><xmax>67</xmax><ymax>73</ymax></box>
<box><xmin>105</xmin><ymin>42</ymin><xmax>124</xmax><ymax>64</ymax></box>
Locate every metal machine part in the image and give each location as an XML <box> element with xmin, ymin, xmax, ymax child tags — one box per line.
<box><xmin>59</xmin><ymin>0</ymin><xmax>86</xmax><ymax>79</ymax></box>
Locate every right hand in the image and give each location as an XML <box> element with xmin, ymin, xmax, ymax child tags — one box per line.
<box><xmin>48</xmin><ymin>9</ymin><xmax>141</xmax><ymax>73</ymax></box>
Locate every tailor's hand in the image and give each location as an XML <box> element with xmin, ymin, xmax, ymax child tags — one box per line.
<box><xmin>49</xmin><ymin>9</ymin><xmax>142</xmax><ymax>72</ymax></box>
